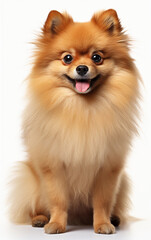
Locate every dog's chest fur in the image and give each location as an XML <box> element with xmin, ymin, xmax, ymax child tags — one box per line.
<box><xmin>23</xmin><ymin>98</ymin><xmax>130</xmax><ymax>196</ymax></box>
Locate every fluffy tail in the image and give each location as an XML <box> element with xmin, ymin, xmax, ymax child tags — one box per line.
<box><xmin>8</xmin><ymin>161</ymin><xmax>39</xmax><ymax>224</ymax></box>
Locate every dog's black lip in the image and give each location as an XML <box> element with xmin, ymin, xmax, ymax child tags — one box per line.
<box><xmin>64</xmin><ymin>74</ymin><xmax>101</xmax><ymax>88</ymax></box>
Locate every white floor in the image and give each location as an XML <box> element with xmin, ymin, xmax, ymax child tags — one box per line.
<box><xmin>1</xmin><ymin>219</ymin><xmax>151</xmax><ymax>240</ymax></box>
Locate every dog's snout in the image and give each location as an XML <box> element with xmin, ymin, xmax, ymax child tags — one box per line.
<box><xmin>76</xmin><ymin>65</ymin><xmax>89</xmax><ymax>76</ymax></box>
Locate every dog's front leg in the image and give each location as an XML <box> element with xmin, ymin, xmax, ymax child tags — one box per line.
<box><xmin>41</xmin><ymin>167</ymin><xmax>69</xmax><ymax>234</ymax></box>
<box><xmin>92</xmin><ymin>164</ymin><xmax>123</xmax><ymax>234</ymax></box>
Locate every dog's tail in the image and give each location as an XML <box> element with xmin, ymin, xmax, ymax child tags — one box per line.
<box><xmin>7</xmin><ymin>161</ymin><xmax>39</xmax><ymax>224</ymax></box>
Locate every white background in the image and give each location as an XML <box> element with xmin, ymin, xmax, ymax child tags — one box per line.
<box><xmin>0</xmin><ymin>0</ymin><xmax>151</xmax><ymax>239</ymax></box>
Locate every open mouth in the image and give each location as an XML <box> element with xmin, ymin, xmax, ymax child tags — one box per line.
<box><xmin>64</xmin><ymin>74</ymin><xmax>100</xmax><ymax>94</ymax></box>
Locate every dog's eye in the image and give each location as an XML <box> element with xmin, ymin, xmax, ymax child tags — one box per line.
<box><xmin>91</xmin><ymin>54</ymin><xmax>103</xmax><ymax>64</ymax></box>
<box><xmin>63</xmin><ymin>54</ymin><xmax>73</xmax><ymax>64</ymax></box>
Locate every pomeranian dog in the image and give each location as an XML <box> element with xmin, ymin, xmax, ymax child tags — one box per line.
<box><xmin>8</xmin><ymin>9</ymin><xmax>140</xmax><ymax>234</ymax></box>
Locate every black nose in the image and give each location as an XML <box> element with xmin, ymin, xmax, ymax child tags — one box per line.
<box><xmin>76</xmin><ymin>65</ymin><xmax>89</xmax><ymax>76</ymax></box>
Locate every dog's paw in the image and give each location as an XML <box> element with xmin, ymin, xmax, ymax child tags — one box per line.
<box><xmin>94</xmin><ymin>222</ymin><xmax>115</xmax><ymax>234</ymax></box>
<box><xmin>32</xmin><ymin>215</ymin><xmax>49</xmax><ymax>227</ymax></box>
<box><xmin>44</xmin><ymin>222</ymin><xmax>66</xmax><ymax>234</ymax></box>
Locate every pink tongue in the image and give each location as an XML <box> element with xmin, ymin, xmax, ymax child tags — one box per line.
<box><xmin>75</xmin><ymin>81</ymin><xmax>90</xmax><ymax>93</ymax></box>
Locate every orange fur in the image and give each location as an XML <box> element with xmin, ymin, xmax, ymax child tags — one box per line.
<box><xmin>8</xmin><ymin>9</ymin><xmax>140</xmax><ymax>234</ymax></box>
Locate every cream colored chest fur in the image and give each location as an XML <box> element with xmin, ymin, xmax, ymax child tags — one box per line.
<box><xmin>23</xmin><ymin>97</ymin><xmax>133</xmax><ymax>196</ymax></box>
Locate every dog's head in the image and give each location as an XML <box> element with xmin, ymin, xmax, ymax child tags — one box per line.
<box><xmin>30</xmin><ymin>10</ymin><xmax>137</xmax><ymax>111</ymax></box>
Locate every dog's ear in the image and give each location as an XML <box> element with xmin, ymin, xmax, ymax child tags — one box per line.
<box><xmin>43</xmin><ymin>10</ymin><xmax>73</xmax><ymax>34</ymax></box>
<box><xmin>91</xmin><ymin>9</ymin><xmax>122</xmax><ymax>34</ymax></box>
